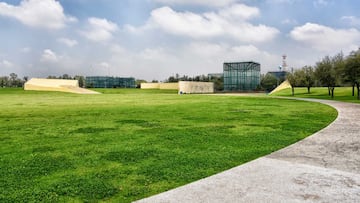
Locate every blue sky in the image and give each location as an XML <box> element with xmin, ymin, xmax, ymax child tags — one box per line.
<box><xmin>1</xmin><ymin>0</ymin><xmax>360</xmax><ymax>81</ymax></box>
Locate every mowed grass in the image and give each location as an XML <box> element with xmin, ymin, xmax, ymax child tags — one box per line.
<box><xmin>272</xmin><ymin>87</ymin><xmax>360</xmax><ymax>103</ymax></box>
<box><xmin>0</xmin><ymin>88</ymin><xmax>337</xmax><ymax>202</ymax></box>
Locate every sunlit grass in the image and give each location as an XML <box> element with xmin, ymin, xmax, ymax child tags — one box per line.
<box><xmin>272</xmin><ymin>87</ymin><xmax>360</xmax><ymax>103</ymax></box>
<box><xmin>0</xmin><ymin>88</ymin><xmax>337</xmax><ymax>202</ymax></box>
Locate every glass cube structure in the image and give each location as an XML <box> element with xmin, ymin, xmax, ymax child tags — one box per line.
<box><xmin>223</xmin><ymin>61</ymin><xmax>260</xmax><ymax>91</ymax></box>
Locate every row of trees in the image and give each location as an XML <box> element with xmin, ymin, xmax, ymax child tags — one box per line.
<box><xmin>260</xmin><ymin>49</ymin><xmax>360</xmax><ymax>99</ymax></box>
<box><xmin>0</xmin><ymin>73</ymin><xmax>28</xmax><ymax>88</ymax></box>
<box><xmin>0</xmin><ymin>73</ymin><xmax>86</xmax><ymax>88</ymax></box>
<box><xmin>286</xmin><ymin>49</ymin><xmax>360</xmax><ymax>99</ymax></box>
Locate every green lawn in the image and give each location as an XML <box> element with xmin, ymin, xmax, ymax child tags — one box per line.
<box><xmin>1</xmin><ymin>88</ymin><xmax>337</xmax><ymax>202</ymax></box>
<box><xmin>272</xmin><ymin>87</ymin><xmax>360</xmax><ymax>103</ymax></box>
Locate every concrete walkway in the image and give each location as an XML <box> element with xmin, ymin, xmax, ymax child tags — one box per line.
<box><xmin>135</xmin><ymin>98</ymin><xmax>360</xmax><ymax>203</ymax></box>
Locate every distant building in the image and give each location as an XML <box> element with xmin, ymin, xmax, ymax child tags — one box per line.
<box><xmin>223</xmin><ymin>61</ymin><xmax>260</xmax><ymax>91</ymax></box>
<box><xmin>268</xmin><ymin>71</ymin><xmax>287</xmax><ymax>82</ymax></box>
<box><xmin>85</xmin><ymin>76</ymin><xmax>135</xmax><ymax>88</ymax></box>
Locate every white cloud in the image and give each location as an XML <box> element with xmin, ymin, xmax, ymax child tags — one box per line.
<box><xmin>57</xmin><ymin>38</ymin><xmax>78</xmax><ymax>47</ymax></box>
<box><xmin>21</xmin><ymin>47</ymin><xmax>31</xmax><ymax>53</ymax></box>
<box><xmin>152</xmin><ymin>0</ymin><xmax>237</xmax><ymax>7</ymax></box>
<box><xmin>341</xmin><ymin>16</ymin><xmax>360</xmax><ymax>27</ymax></box>
<box><xmin>1</xmin><ymin>60</ymin><xmax>13</xmax><ymax>68</ymax></box>
<box><xmin>136</xmin><ymin>5</ymin><xmax>279</xmax><ymax>43</ymax></box>
<box><xmin>41</xmin><ymin>49</ymin><xmax>58</xmax><ymax>63</ymax></box>
<box><xmin>81</xmin><ymin>17</ymin><xmax>118</xmax><ymax>42</ymax></box>
<box><xmin>281</xmin><ymin>18</ymin><xmax>298</xmax><ymax>25</ymax></box>
<box><xmin>150</xmin><ymin>7</ymin><xmax>223</xmax><ymax>38</ymax></box>
<box><xmin>186</xmin><ymin>42</ymin><xmax>278</xmax><ymax>64</ymax></box>
<box><xmin>266</xmin><ymin>0</ymin><xmax>297</xmax><ymax>4</ymax></box>
<box><xmin>99</xmin><ymin>62</ymin><xmax>110</xmax><ymax>68</ymax></box>
<box><xmin>290</xmin><ymin>23</ymin><xmax>360</xmax><ymax>52</ymax></box>
<box><xmin>218</xmin><ymin>4</ymin><xmax>260</xmax><ymax>20</ymax></box>
<box><xmin>313</xmin><ymin>0</ymin><xmax>329</xmax><ymax>7</ymax></box>
<box><xmin>0</xmin><ymin>0</ymin><xmax>77</xmax><ymax>29</ymax></box>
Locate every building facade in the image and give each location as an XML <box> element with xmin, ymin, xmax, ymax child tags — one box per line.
<box><xmin>268</xmin><ymin>71</ymin><xmax>287</xmax><ymax>82</ymax></box>
<box><xmin>85</xmin><ymin>76</ymin><xmax>136</xmax><ymax>88</ymax></box>
<box><xmin>223</xmin><ymin>61</ymin><xmax>260</xmax><ymax>91</ymax></box>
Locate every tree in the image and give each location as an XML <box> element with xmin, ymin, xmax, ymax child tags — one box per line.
<box><xmin>9</xmin><ymin>73</ymin><xmax>18</xmax><ymax>87</ymax></box>
<box><xmin>135</xmin><ymin>79</ymin><xmax>147</xmax><ymax>88</ymax></box>
<box><xmin>303</xmin><ymin>66</ymin><xmax>315</xmax><ymax>93</ymax></box>
<box><xmin>296</xmin><ymin>66</ymin><xmax>315</xmax><ymax>94</ymax></box>
<box><xmin>344</xmin><ymin>49</ymin><xmax>360</xmax><ymax>99</ymax></box>
<box><xmin>74</xmin><ymin>75</ymin><xmax>85</xmax><ymax>87</ymax></box>
<box><xmin>261</xmin><ymin>73</ymin><xmax>277</xmax><ymax>92</ymax></box>
<box><xmin>61</xmin><ymin>74</ymin><xmax>71</xmax><ymax>79</ymax></box>
<box><xmin>286</xmin><ymin>71</ymin><xmax>297</xmax><ymax>96</ymax></box>
<box><xmin>0</xmin><ymin>76</ymin><xmax>9</xmax><ymax>87</ymax></box>
<box><xmin>209</xmin><ymin>76</ymin><xmax>223</xmax><ymax>91</ymax></box>
<box><xmin>167</xmin><ymin>76</ymin><xmax>178</xmax><ymax>82</ymax></box>
<box><xmin>315</xmin><ymin>54</ymin><xmax>342</xmax><ymax>98</ymax></box>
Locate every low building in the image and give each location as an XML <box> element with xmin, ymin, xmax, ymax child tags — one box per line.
<box><xmin>178</xmin><ymin>81</ymin><xmax>214</xmax><ymax>94</ymax></box>
<box><xmin>140</xmin><ymin>82</ymin><xmax>179</xmax><ymax>90</ymax></box>
<box><xmin>140</xmin><ymin>83</ymin><xmax>160</xmax><ymax>89</ymax></box>
<box><xmin>85</xmin><ymin>76</ymin><xmax>135</xmax><ymax>88</ymax></box>
<box><xmin>268</xmin><ymin>71</ymin><xmax>287</xmax><ymax>81</ymax></box>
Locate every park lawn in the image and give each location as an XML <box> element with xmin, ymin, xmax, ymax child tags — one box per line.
<box><xmin>272</xmin><ymin>87</ymin><xmax>360</xmax><ymax>103</ymax></box>
<box><xmin>0</xmin><ymin>88</ymin><xmax>337</xmax><ymax>202</ymax></box>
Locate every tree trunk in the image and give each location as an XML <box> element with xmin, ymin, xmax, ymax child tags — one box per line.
<box><xmin>352</xmin><ymin>84</ymin><xmax>355</xmax><ymax>96</ymax></box>
<box><xmin>307</xmin><ymin>86</ymin><xmax>310</xmax><ymax>94</ymax></box>
<box><xmin>292</xmin><ymin>87</ymin><xmax>294</xmax><ymax>96</ymax></box>
<box><xmin>328</xmin><ymin>87</ymin><xmax>331</xmax><ymax>95</ymax></box>
<box><xmin>357</xmin><ymin>83</ymin><xmax>360</xmax><ymax>100</ymax></box>
<box><xmin>331</xmin><ymin>87</ymin><xmax>335</xmax><ymax>98</ymax></box>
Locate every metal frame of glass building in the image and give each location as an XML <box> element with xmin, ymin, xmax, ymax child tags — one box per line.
<box><xmin>85</xmin><ymin>76</ymin><xmax>136</xmax><ymax>88</ymax></box>
<box><xmin>223</xmin><ymin>61</ymin><xmax>260</xmax><ymax>91</ymax></box>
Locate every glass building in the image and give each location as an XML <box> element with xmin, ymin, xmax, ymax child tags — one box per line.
<box><xmin>85</xmin><ymin>76</ymin><xmax>136</xmax><ymax>88</ymax></box>
<box><xmin>223</xmin><ymin>61</ymin><xmax>260</xmax><ymax>91</ymax></box>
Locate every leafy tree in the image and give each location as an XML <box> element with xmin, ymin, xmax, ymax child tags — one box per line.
<box><xmin>61</xmin><ymin>74</ymin><xmax>71</xmax><ymax>79</ymax></box>
<box><xmin>0</xmin><ymin>76</ymin><xmax>9</xmax><ymax>87</ymax></box>
<box><xmin>135</xmin><ymin>79</ymin><xmax>147</xmax><ymax>88</ymax></box>
<box><xmin>296</xmin><ymin>66</ymin><xmax>315</xmax><ymax>94</ymax></box>
<box><xmin>286</xmin><ymin>71</ymin><xmax>298</xmax><ymax>96</ymax></box>
<box><xmin>315</xmin><ymin>54</ymin><xmax>343</xmax><ymax>98</ymax></box>
<box><xmin>209</xmin><ymin>76</ymin><xmax>223</xmax><ymax>91</ymax></box>
<box><xmin>261</xmin><ymin>73</ymin><xmax>277</xmax><ymax>92</ymax></box>
<box><xmin>9</xmin><ymin>73</ymin><xmax>18</xmax><ymax>87</ymax></box>
<box><xmin>167</xmin><ymin>76</ymin><xmax>178</xmax><ymax>82</ymax></box>
<box><xmin>303</xmin><ymin>66</ymin><xmax>315</xmax><ymax>93</ymax></box>
<box><xmin>74</xmin><ymin>75</ymin><xmax>85</xmax><ymax>87</ymax></box>
<box><xmin>344</xmin><ymin>49</ymin><xmax>360</xmax><ymax>99</ymax></box>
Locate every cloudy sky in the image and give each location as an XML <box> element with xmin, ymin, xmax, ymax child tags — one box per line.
<box><xmin>0</xmin><ymin>0</ymin><xmax>360</xmax><ymax>81</ymax></box>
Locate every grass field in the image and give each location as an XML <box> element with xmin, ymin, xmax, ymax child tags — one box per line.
<box><xmin>0</xmin><ymin>88</ymin><xmax>337</xmax><ymax>202</ymax></box>
<box><xmin>272</xmin><ymin>87</ymin><xmax>360</xmax><ymax>103</ymax></box>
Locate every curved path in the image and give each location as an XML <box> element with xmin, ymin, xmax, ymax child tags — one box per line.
<box><xmin>136</xmin><ymin>98</ymin><xmax>360</xmax><ymax>203</ymax></box>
